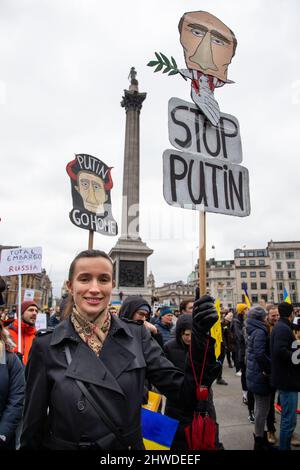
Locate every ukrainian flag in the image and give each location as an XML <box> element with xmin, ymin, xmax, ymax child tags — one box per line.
<box><xmin>283</xmin><ymin>287</ymin><xmax>291</xmax><ymax>304</ymax></box>
<box><xmin>141</xmin><ymin>408</ymin><xmax>179</xmax><ymax>450</ymax></box>
<box><xmin>242</xmin><ymin>282</ymin><xmax>251</xmax><ymax>309</ymax></box>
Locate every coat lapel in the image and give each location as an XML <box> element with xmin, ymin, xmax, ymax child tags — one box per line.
<box><xmin>100</xmin><ymin>333</ymin><xmax>138</xmax><ymax>379</ymax></box>
<box><xmin>65</xmin><ymin>340</ymin><xmax>126</xmax><ymax>396</ymax></box>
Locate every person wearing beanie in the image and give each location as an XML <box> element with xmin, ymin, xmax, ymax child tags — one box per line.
<box><xmin>270</xmin><ymin>302</ymin><xmax>300</xmax><ymax>450</ymax></box>
<box><xmin>8</xmin><ymin>301</ymin><xmax>38</xmax><ymax>365</ymax></box>
<box><xmin>155</xmin><ymin>307</ymin><xmax>174</xmax><ymax>344</ymax></box>
<box><xmin>236</xmin><ymin>303</ymin><xmax>248</xmax><ymax>315</ymax></box>
<box><xmin>246</xmin><ymin>307</ymin><xmax>274</xmax><ymax>450</ymax></box>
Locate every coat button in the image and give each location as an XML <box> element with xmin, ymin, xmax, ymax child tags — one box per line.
<box><xmin>77</xmin><ymin>400</ymin><xmax>85</xmax><ymax>411</ymax></box>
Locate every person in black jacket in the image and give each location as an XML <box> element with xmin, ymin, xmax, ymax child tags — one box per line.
<box><xmin>246</xmin><ymin>307</ymin><xmax>273</xmax><ymax>450</ymax></box>
<box><xmin>164</xmin><ymin>314</ymin><xmax>193</xmax><ymax>449</ymax></box>
<box><xmin>270</xmin><ymin>302</ymin><xmax>300</xmax><ymax>450</ymax></box>
<box><xmin>118</xmin><ymin>296</ymin><xmax>163</xmax><ymax>348</ymax></box>
<box><xmin>20</xmin><ymin>249</ymin><xmax>220</xmax><ymax>450</ymax></box>
<box><xmin>164</xmin><ymin>314</ymin><xmax>192</xmax><ymax>371</ymax></box>
<box><xmin>164</xmin><ymin>314</ymin><xmax>221</xmax><ymax>450</ymax></box>
<box><xmin>0</xmin><ymin>320</ymin><xmax>25</xmax><ymax>449</ymax></box>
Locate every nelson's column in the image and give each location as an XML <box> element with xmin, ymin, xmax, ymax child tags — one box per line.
<box><xmin>109</xmin><ymin>68</ymin><xmax>153</xmax><ymax>302</ymax></box>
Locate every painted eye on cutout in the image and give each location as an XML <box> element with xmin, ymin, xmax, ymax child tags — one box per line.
<box><xmin>80</xmin><ymin>180</ymin><xmax>89</xmax><ymax>190</ymax></box>
<box><xmin>212</xmin><ymin>37</ymin><xmax>225</xmax><ymax>46</ymax></box>
<box><xmin>191</xmin><ymin>29</ymin><xmax>206</xmax><ymax>37</ymax></box>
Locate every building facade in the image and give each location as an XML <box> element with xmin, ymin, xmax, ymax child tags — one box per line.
<box><xmin>268</xmin><ymin>241</ymin><xmax>300</xmax><ymax>304</ymax></box>
<box><xmin>234</xmin><ymin>248</ymin><xmax>271</xmax><ymax>304</ymax></box>
<box><xmin>153</xmin><ymin>281</ymin><xmax>194</xmax><ymax>308</ymax></box>
<box><xmin>2</xmin><ymin>270</ymin><xmax>52</xmax><ymax>309</ymax></box>
<box><xmin>155</xmin><ymin>241</ymin><xmax>300</xmax><ymax>308</ymax></box>
<box><xmin>206</xmin><ymin>258</ymin><xmax>236</xmax><ymax>308</ymax></box>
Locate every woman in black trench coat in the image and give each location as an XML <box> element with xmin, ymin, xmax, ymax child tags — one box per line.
<box><xmin>21</xmin><ymin>249</ymin><xmax>219</xmax><ymax>450</ymax></box>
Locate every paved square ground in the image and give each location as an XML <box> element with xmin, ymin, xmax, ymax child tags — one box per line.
<box><xmin>212</xmin><ymin>362</ymin><xmax>300</xmax><ymax>450</ymax></box>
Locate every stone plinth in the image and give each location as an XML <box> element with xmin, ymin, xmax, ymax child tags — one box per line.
<box><xmin>109</xmin><ymin>238</ymin><xmax>153</xmax><ymax>303</ymax></box>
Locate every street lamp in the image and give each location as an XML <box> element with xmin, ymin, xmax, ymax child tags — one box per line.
<box><xmin>271</xmin><ymin>286</ymin><xmax>275</xmax><ymax>302</ymax></box>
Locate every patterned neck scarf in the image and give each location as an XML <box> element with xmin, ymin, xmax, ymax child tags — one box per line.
<box><xmin>71</xmin><ymin>306</ymin><xmax>111</xmax><ymax>356</ymax></box>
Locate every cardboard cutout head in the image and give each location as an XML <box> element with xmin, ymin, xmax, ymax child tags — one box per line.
<box><xmin>179</xmin><ymin>11</ymin><xmax>237</xmax><ymax>82</ymax></box>
<box><xmin>66</xmin><ymin>155</ymin><xmax>113</xmax><ymax>215</ymax></box>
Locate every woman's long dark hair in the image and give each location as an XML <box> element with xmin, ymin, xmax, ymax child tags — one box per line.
<box><xmin>63</xmin><ymin>249</ymin><xmax>113</xmax><ymax>319</ymax></box>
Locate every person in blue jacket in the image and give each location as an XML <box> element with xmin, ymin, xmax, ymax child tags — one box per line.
<box><xmin>246</xmin><ymin>306</ymin><xmax>274</xmax><ymax>450</ymax></box>
<box><xmin>0</xmin><ymin>320</ymin><xmax>25</xmax><ymax>449</ymax></box>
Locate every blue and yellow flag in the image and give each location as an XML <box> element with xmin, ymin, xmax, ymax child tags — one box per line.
<box><xmin>141</xmin><ymin>408</ymin><xmax>179</xmax><ymax>450</ymax></box>
<box><xmin>283</xmin><ymin>287</ymin><xmax>291</xmax><ymax>304</ymax></box>
<box><xmin>242</xmin><ymin>282</ymin><xmax>251</xmax><ymax>309</ymax></box>
<box><xmin>210</xmin><ymin>298</ymin><xmax>222</xmax><ymax>359</ymax></box>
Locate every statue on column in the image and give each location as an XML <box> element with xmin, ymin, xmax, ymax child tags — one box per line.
<box><xmin>128</xmin><ymin>67</ymin><xmax>138</xmax><ymax>85</ymax></box>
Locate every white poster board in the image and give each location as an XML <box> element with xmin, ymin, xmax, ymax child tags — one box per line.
<box><xmin>35</xmin><ymin>313</ymin><xmax>47</xmax><ymax>331</ymax></box>
<box><xmin>0</xmin><ymin>247</ymin><xmax>43</xmax><ymax>276</ymax></box>
<box><xmin>24</xmin><ymin>289</ymin><xmax>35</xmax><ymax>301</ymax></box>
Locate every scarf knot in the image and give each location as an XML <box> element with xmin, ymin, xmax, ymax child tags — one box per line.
<box><xmin>71</xmin><ymin>307</ymin><xmax>111</xmax><ymax>356</ymax></box>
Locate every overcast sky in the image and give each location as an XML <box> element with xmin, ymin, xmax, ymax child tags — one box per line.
<box><xmin>1</xmin><ymin>0</ymin><xmax>299</xmax><ymax>297</ymax></box>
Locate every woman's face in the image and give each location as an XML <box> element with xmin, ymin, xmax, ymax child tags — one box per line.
<box><xmin>67</xmin><ymin>256</ymin><xmax>114</xmax><ymax>320</ymax></box>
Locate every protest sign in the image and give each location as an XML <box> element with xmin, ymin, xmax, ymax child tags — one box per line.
<box><xmin>168</xmin><ymin>97</ymin><xmax>242</xmax><ymax>163</ymax></box>
<box><xmin>66</xmin><ymin>154</ymin><xmax>118</xmax><ymax>248</ymax></box>
<box><xmin>24</xmin><ymin>289</ymin><xmax>35</xmax><ymax>301</ymax></box>
<box><xmin>35</xmin><ymin>313</ymin><xmax>47</xmax><ymax>331</ymax></box>
<box><xmin>0</xmin><ymin>246</ymin><xmax>43</xmax><ymax>353</ymax></box>
<box><xmin>163</xmin><ymin>149</ymin><xmax>250</xmax><ymax>217</ymax></box>
<box><xmin>0</xmin><ymin>247</ymin><xmax>42</xmax><ymax>276</ymax></box>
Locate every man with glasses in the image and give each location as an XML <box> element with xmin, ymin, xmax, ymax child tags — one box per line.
<box><xmin>8</xmin><ymin>301</ymin><xmax>38</xmax><ymax>365</ymax></box>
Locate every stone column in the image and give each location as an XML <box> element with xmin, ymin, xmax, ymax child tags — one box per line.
<box><xmin>120</xmin><ymin>83</ymin><xmax>146</xmax><ymax>240</ymax></box>
<box><xmin>109</xmin><ymin>71</ymin><xmax>153</xmax><ymax>302</ymax></box>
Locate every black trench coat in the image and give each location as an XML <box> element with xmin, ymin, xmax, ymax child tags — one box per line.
<box><xmin>20</xmin><ymin>315</ymin><xmax>217</xmax><ymax>450</ymax></box>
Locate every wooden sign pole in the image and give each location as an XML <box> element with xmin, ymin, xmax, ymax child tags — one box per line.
<box><xmin>199</xmin><ymin>210</ymin><xmax>206</xmax><ymax>297</ymax></box>
<box><xmin>88</xmin><ymin>230</ymin><xmax>94</xmax><ymax>250</ymax></box>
